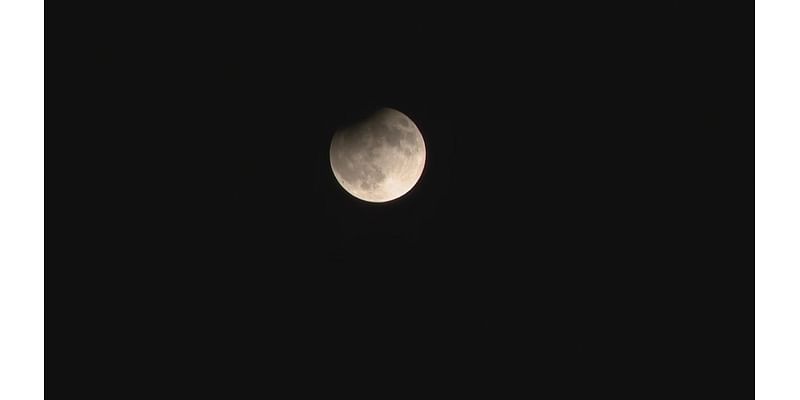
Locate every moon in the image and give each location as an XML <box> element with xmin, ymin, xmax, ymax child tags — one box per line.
<box><xmin>330</xmin><ymin>108</ymin><xmax>426</xmax><ymax>203</ymax></box>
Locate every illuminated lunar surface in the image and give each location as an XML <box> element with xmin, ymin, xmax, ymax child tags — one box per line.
<box><xmin>329</xmin><ymin>108</ymin><xmax>426</xmax><ymax>203</ymax></box>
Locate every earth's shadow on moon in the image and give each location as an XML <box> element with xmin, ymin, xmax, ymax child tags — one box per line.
<box><xmin>331</xmin><ymin>105</ymin><xmax>386</xmax><ymax>132</ymax></box>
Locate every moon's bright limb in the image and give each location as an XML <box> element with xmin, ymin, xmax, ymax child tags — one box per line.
<box><xmin>330</xmin><ymin>108</ymin><xmax>426</xmax><ymax>203</ymax></box>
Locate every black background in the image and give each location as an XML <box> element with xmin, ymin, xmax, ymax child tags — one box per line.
<box><xmin>50</xmin><ymin>2</ymin><xmax>741</xmax><ymax>396</ymax></box>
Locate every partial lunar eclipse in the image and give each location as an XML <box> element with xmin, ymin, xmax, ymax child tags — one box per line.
<box><xmin>330</xmin><ymin>108</ymin><xmax>426</xmax><ymax>203</ymax></box>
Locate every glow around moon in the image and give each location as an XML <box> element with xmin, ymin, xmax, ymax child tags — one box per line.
<box><xmin>330</xmin><ymin>108</ymin><xmax>426</xmax><ymax>203</ymax></box>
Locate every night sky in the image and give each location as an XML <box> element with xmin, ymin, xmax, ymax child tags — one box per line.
<box><xmin>53</xmin><ymin>3</ymin><xmax>735</xmax><ymax>395</ymax></box>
